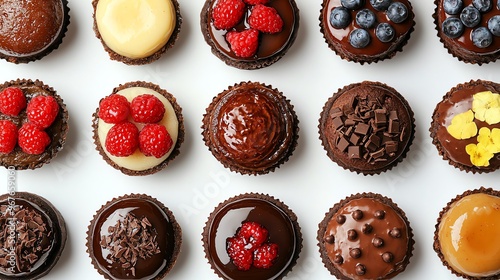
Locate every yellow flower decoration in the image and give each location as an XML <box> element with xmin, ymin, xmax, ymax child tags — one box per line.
<box><xmin>472</xmin><ymin>91</ymin><xmax>500</xmax><ymax>125</ymax></box>
<box><xmin>477</xmin><ymin>127</ymin><xmax>500</xmax><ymax>153</ymax></box>
<box><xmin>466</xmin><ymin>142</ymin><xmax>494</xmax><ymax>167</ymax></box>
<box><xmin>447</xmin><ymin>110</ymin><xmax>478</xmax><ymax>140</ymax></box>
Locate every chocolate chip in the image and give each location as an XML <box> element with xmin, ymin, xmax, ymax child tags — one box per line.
<box><xmin>372</xmin><ymin>237</ymin><xmax>384</xmax><ymax>247</ymax></box>
<box><xmin>348</xmin><ymin>146</ymin><xmax>361</xmax><ymax>159</ymax></box>
<box><xmin>352</xmin><ymin>209</ymin><xmax>363</xmax><ymax>220</ymax></box>
<box><xmin>347</xmin><ymin>229</ymin><xmax>358</xmax><ymax>240</ymax></box>
<box><xmin>356</xmin><ymin>264</ymin><xmax>366</xmax><ymax>275</ymax></box>
<box><xmin>336</xmin><ymin>214</ymin><xmax>346</xmax><ymax>224</ymax></box>
<box><xmin>350</xmin><ymin>133</ymin><xmax>361</xmax><ymax>145</ymax></box>
<box><xmin>355</xmin><ymin>123</ymin><xmax>370</xmax><ymax>135</ymax></box>
<box><xmin>331</xmin><ymin>107</ymin><xmax>343</xmax><ymax>118</ymax></box>
<box><xmin>332</xmin><ymin>117</ymin><xmax>344</xmax><ymax>130</ymax></box>
<box><xmin>337</xmin><ymin>136</ymin><xmax>350</xmax><ymax>152</ymax></box>
<box><xmin>324</xmin><ymin>235</ymin><xmax>335</xmax><ymax>244</ymax></box>
<box><xmin>374</xmin><ymin>210</ymin><xmax>385</xmax><ymax>219</ymax></box>
<box><xmin>350</xmin><ymin>248</ymin><xmax>362</xmax><ymax>259</ymax></box>
<box><xmin>390</xmin><ymin>227</ymin><xmax>402</xmax><ymax>238</ymax></box>
<box><xmin>382</xmin><ymin>252</ymin><xmax>394</xmax><ymax>263</ymax></box>
<box><xmin>362</xmin><ymin>223</ymin><xmax>373</xmax><ymax>234</ymax></box>
<box><xmin>334</xmin><ymin>254</ymin><xmax>344</xmax><ymax>264</ymax></box>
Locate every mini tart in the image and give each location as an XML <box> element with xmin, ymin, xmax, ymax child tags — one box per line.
<box><xmin>86</xmin><ymin>194</ymin><xmax>182</xmax><ymax>280</ymax></box>
<box><xmin>92</xmin><ymin>0</ymin><xmax>182</xmax><ymax>65</ymax></box>
<box><xmin>434</xmin><ymin>0</ymin><xmax>500</xmax><ymax>64</ymax></box>
<box><xmin>0</xmin><ymin>0</ymin><xmax>70</xmax><ymax>64</ymax></box>
<box><xmin>317</xmin><ymin>192</ymin><xmax>414</xmax><ymax>280</ymax></box>
<box><xmin>430</xmin><ymin>80</ymin><xmax>500</xmax><ymax>173</ymax></box>
<box><xmin>433</xmin><ymin>187</ymin><xmax>500</xmax><ymax>279</ymax></box>
<box><xmin>200</xmin><ymin>0</ymin><xmax>300</xmax><ymax>70</ymax></box>
<box><xmin>201</xmin><ymin>81</ymin><xmax>299</xmax><ymax>175</ymax></box>
<box><xmin>0</xmin><ymin>79</ymin><xmax>69</xmax><ymax>170</ymax></box>
<box><xmin>0</xmin><ymin>192</ymin><xmax>67</xmax><ymax>280</ymax></box>
<box><xmin>319</xmin><ymin>0</ymin><xmax>415</xmax><ymax>64</ymax></box>
<box><xmin>92</xmin><ymin>81</ymin><xmax>184</xmax><ymax>176</ymax></box>
<box><xmin>318</xmin><ymin>81</ymin><xmax>415</xmax><ymax>175</ymax></box>
<box><xmin>202</xmin><ymin>193</ymin><xmax>302</xmax><ymax>280</ymax></box>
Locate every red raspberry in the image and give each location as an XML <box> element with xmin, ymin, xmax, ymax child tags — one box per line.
<box><xmin>130</xmin><ymin>94</ymin><xmax>165</xmax><ymax>124</ymax></box>
<box><xmin>226</xmin><ymin>236</ymin><xmax>253</xmax><ymax>270</ymax></box>
<box><xmin>18</xmin><ymin>123</ymin><xmax>51</xmax><ymax>155</ymax></box>
<box><xmin>0</xmin><ymin>120</ymin><xmax>18</xmax><ymax>154</ymax></box>
<box><xmin>0</xmin><ymin>87</ymin><xmax>26</xmax><ymax>116</ymax></box>
<box><xmin>248</xmin><ymin>4</ymin><xmax>283</xmax><ymax>33</ymax></box>
<box><xmin>139</xmin><ymin>124</ymin><xmax>173</xmax><ymax>158</ymax></box>
<box><xmin>238</xmin><ymin>221</ymin><xmax>269</xmax><ymax>249</ymax></box>
<box><xmin>105</xmin><ymin>122</ymin><xmax>139</xmax><ymax>157</ymax></box>
<box><xmin>244</xmin><ymin>0</ymin><xmax>269</xmax><ymax>5</ymax></box>
<box><xmin>212</xmin><ymin>0</ymin><xmax>246</xmax><ymax>30</ymax></box>
<box><xmin>253</xmin><ymin>243</ymin><xmax>278</xmax><ymax>269</ymax></box>
<box><xmin>98</xmin><ymin>94</ymin><xmax>130</xmax><ymax>124</ymax></box>
<box><xmin>26</xmin><ymin>95</ymin><xmax>59</xmax><ymax>129</ymax></box>
<box><xmin>226</xmin><ymin>29</ymin><xmax>259</xmax><ymax>58</ymax></box>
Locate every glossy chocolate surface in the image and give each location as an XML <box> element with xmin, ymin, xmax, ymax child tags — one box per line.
<box><xmin>205</xmin><ymin>197</ymin><xmax>299</xmax><ymax>280</ymax></box>
<box><xmin>90</xmin><ymin>198</ymin><xmax>177</xmax><ymax>280</ymax></box>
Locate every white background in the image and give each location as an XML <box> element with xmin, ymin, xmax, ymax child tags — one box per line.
<box><xmin>0</xmin><ymin>0</ymin><xmax>498</xmax><ymax>279</ymax></box>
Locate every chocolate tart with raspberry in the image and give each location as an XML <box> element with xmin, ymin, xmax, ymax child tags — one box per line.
<box><xmin>202</xmin><ymin>193</ymin><xmax>302</xmax><ymax>280</ymax></box>
<box><xmin>430</xmin><ymin>80</ymin><xmax>500</xmax><ymax>173</ymax></box>
<box><xmin>317</xmin><ymin>192</ymin><xmax>414</xmax><ymax>280</ymax></box>
<box><xmin>434</xmin><ymin>0</ymin><xmax>500</xmax><ymax>64</ymax></box>
<box><xmin>434</xmin><ymin>187</ymin><xmax>500</xmax><ymax>279</ymax></box>
<box><xmin>92</xmin><ymin>81</ymin><xmax>184</xmax><ymax>176</ymax></box>
<box><xmin>0</xmin><ymin>0</ymin><xmax>70</xmax><ymax>64</ymax></box>
<box><xmin>92</xmin><ymin>0</ymin><xmax>182</xmax><ymax>65</ymax></box>
<box><xmin>202</xmin><ymin>81</ymin><xmax>299</xmax><ymax>175</ymax></box>
<box><xmin>86</xmin><ymin>193</ymin><xmax>182</xmax><ymax>280</ymax></box>
<box><xmin>0</xmin><ymin>79</ymin><xmax>69</xmax><ymax>170</ymax></box>
<box><xmin>318</xmin><ymin>81</ymin><xmax>415</xmax><ymax>175</ymax></box>
<box><xmin>0</xmin><ymin>192</ymin><xmax>67</xmax><ymax>280</ymax></box>
<box><xmin>319</xmin><ymin>0</ymin><xmax>415</xmax><ymax>64</ymax></box>
<box><xmin>200</xmin><ymin>0</ymin><xmax>300</xmax><ymax>70</ymax></box>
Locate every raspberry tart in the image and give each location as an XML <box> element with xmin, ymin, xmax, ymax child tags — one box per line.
<box><xmin>92</xmin><ymin>0</ymin><xmax>182</xmax><ymax>65</ymax></box>
<box><xmin>200</xmin><ymin>0</ymin><xmax>300</xmax><ymax>69</ymax></box>
<box><xmin>0</xmin><ymin>79</ymin><xmax>69</xmax><ymax>170</ymax></box>
<box><xmin>202</xmin><ymin>193</ymin><xmax>302</xmax><ymax>280</ymax></box>
<box><xmin>92</xmin><ymin>81</ymin><xmax>184</xmax><ymax>176</ymax></box>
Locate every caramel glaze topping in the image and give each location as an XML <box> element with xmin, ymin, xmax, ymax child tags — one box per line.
<box><xmin>0</xmin><ymin>0</ymin><xmax>64</xmax><ymax>56</ymax></box>
<box><xmin>323</xmin><ymin>198</ymin><xmax>410</xmax><ymax>279</ymax></box>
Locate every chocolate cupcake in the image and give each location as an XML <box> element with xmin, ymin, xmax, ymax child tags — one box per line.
<box><xmin>0</xmin><ymin>192</ymin><xmax>67</xmax><ymax>280</ymax></box>
<box><xmin>92</xmin><ymin>81</ymin><xmax>184</xmax><ymax>176</ymax></box>
<box><xmin>202</xmin><ymin>193</ymin><xmax>302</xmax><ymax>280</ymax></box>
<box><xmin>200</xmin><ymin>0</ymin><xmax>300</xmax><ymax>70</ymax></box>
<box><xmin>433</xmin><ymin>187</ymin><xmax>500</xmax><ymax>279</ymax></box>
<box><xmin>319</xmin><ymin>0</ymin><xmax>415</xmax><ymax>64</ymax></box>
<box><xmin>202</xmin><ymin>81</ymin><xmax>299</xmax><ymax>175</ymax></box>
<box><xmin>0</xmin><ymin>79</ymin><xmax>69</xmax><ymax>170</ymax></box>
<box><xmin>0</xmin><ymin>0</ymin><xmax>70</xmax><ymax>64</ymax></box>
<box><xmin>92</xmin><ymin>0</ymin><xmax>182</xmax><ymax>65</ymax></box>
<box><xmin>318</xmin><ymin>81</ymin><xmax>415</xmax><ymax>175</ymax></box>
<box><xmin>318</xmin><ymin>192</ymin><xmax>414</xmax><ymax>280</ymax></box>
<box><xmin>434</xmin><ymin>0</ymin><xmax>500</xmax><ymax>64</ymax></box>
<box><xmin>86</xmin><ymin>193</ymin><xmax>182</xmax><ymax>280</ymax></box>
<box><xmin>430</xmin><ymin>80</ymin><xmax>500</xmax><ymax>173</ymax></box>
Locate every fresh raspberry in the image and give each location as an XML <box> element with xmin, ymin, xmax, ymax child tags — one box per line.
<box><xmin>130</xmin><ymin>94</ymin><xmax>165</xmax><ymax>124</ymax></box>
<box><xmin>226</xmin><ymin>29</ymin><xmax>260</xmax><ymax>58</ymax></box>
<box><xmin>18</xmin><ymin>123</ymin><xmax>51</xmax><ymax>155</ymax></box>
<box><xmin>0</xmin><ymin>120</ymin><xmax>18</xmax><ymax>154</ymax></box>
<box><xmin>244</xmin><ymin>0</ymin><xmax>269</xmax><ymax>5</ymax></box>
<box><xmin>248</xmin><ymin>4</ymin><xmax>284</xmax><ymax>33</ymax></box>
<box><xmin>105</xmin><ymin>122</ymin><xmax>139</xmax><ymax>157</ymax></box>
<box><xmin>26</xmin><ymin>95</ymin><xmax>59</xmax><ymax>129</ymax></box>
<box><xmin>212</xmin><ymin>0</ymin><xmax>246</xmax><ymax>30</ymax></box>
<box><xmin>98</xmin><ymin>94</ymin><xmax>130</xmax><ymax>124</ymax></box>
<box><xmin>237</xmin><ymin>221</ymin><xmax>269</xmax><ymax>249</ymax></box>
<box><xmin>139</xmin><ymin>124</ymin><xmax>173</xmax><ymax>158</ymax></box>
<box><xmin>253</xmin><ymin>243</ymin><xmax>278</xmax><ymax>269</ymax></box>
<box><xmin>0</xmin><ymin>87</ymin><xmax>26</xmax><ymax>116</ymax></box>
<box><xmin>226</xmin><ymin>236</ymin><xmax>253</xmax><ymax>270</ymax></box>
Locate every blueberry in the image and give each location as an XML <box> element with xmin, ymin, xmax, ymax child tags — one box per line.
<box><xmin>443</xmin><ymin>0</ymin><xmax>463</xmax><ymax>15</ymax></box>
<box><xmin>472</xmin><ymin>26</ymin><xmax>493</xmax><ymax>48</ymax></box>
<box><xmin>472</xmin><ymin>0</ymin><xmax>492</xmax><ymax>12</ymax></box>
<box><xmin>349</xmin><ymin>28</ymin><xmax>371</xmax><ymax>48</ymax></box>
<box><xmin>370</xmin><ymin>0</ymin><xmax>392</xmax><ymax>11</ymax></box>
<box><xmin>356</xmin><ymin>9</ymin><xmax>376</xmax><ymax>28</ymax></box>
<box><xmin>387</xmin><ymin>2</ymin><xmax>408</xmax><ymax>23</ymax></box>
<box><xmin>376</xmin><ymin>22</ymin><xmax>395</xmax><ymax>42</ymax></box>
<box><xmin>442</xmin><ymin>17</ymin><xmax>464</xmax><ymax>38</ymax></box>
<box><xmin>488</xmin><ymin>15</ymin><xmax>500</xmax><ymax>36</ymax></box>
<box><xmin>330</xmin><ymin>7</ymin><xmax>352</xmax><ymax>29</ymax></box>
<box><xmin>460</xmin><ymin>6</ymin><xmax>481</xmax><ymax>28</ymax></box>
<box><xmin>341</xmin><ymin>0</ymin><xmax>365</xmax><ymax>10</ymax></box>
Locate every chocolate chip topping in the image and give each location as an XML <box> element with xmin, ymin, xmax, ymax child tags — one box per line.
<box><xmin>324</xmin><ymin>235</ymin><xmax>335</xmax><ymax>244</ymax></box>
<box><xmin>362</xmin><ymin>223</ymin><xmax>373</xmax><ymax>234</ymax></box>
<box><xmin>336</xmin><ymin>214</ymin><xmax>346</xmax><ymax>224</ymax></box>
<box><xmin>375</xmin><ymin>210</ymin><xmax>386</xmax><ymax>219</ymax></box>
<box><xmin>382</xmin><ymin>252</ymin><xmax>394</xmax><ymax>263</ymax></box>
<box><xmin>390</xmin><ymin>228</ymin><xmax>402</xmax><ymax>238</ymax></box>
<box><xmin>350</xmin><ymin>248</ymin><xmax>362</xmax><ymax>259</ymax></box>
<box><xmin>334</xmin><ymin>254</ymin><xmax>343</xmax><ymax>264</ymax></box>
<box><xmin>352</xmin><ymin>209</ymin><xmax>363</xmax><ymax>220</ymax></box>
<box><xmin>356</xmin><ymin>264</ymin><xmax>366</xmax><ymax>275</ymax></box>
<box><xmin>372</xmin><ymin>237</ymin><xmax>384</xmax><ymax>248</ymax></box>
